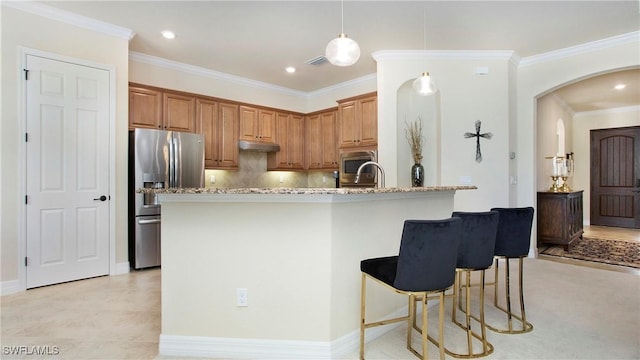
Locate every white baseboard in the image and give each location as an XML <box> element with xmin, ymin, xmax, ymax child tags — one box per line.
<box><xmin>158</xmin><ymin>306</ymin><xmax>418</xmax><ymax>359</ymax></box>
<box><xmin>159</xmin><ymin>335</ymin><xmax>333</xmax><ymax>359</ymax></box>
<box><xmin>2</xmin><ymin>262</ymin><xmax>130</xmax><ymax>296</ymax></box>
<box><xmin>114</xmin><ymin>261</ymin><xmax>130</xmax><ymax>275</ymax></box>
<box><xmin>0</xmin><ymin>280</ymin><xmax>20</xmax><ymax>296</ymax></box>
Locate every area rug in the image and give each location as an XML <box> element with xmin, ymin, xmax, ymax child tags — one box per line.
<box><xmin>540</xmin><ymin>236</ymin><xmax>640</xmax><ymax>269</ymax></box>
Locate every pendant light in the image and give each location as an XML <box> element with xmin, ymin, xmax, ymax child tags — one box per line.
<box><xmin>325</xmin><ymin>0</ymin><xmax>360</xmax><ymax>67</ymax></box>
<box><xmin>412</xmin><ymin>7</ymin><xmax>437</xmax><ymax>96</ymax></box>
<box><xmin>413</xmin><ymin>72</ymin><xmax>436</xmax><ymax>95</ymax></box>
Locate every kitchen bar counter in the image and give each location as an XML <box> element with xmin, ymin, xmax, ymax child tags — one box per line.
<box><xmin>156</xmin><ymin>186</ymin><xmax>475</xmax><ymax>359</ymax></box>
<box><xmin>141</xmin><ymin>185</ymin><xmax>475</xmax><ymax>195</ymax></box>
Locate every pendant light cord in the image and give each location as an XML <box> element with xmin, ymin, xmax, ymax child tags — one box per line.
<box><xmin>341</xmin><ymin>0</ymin><xmax>345</xmax><ymax>34</ymax></box>
<box><xmin>422</xmin><ymin>6</ymin><xmax>426</xmax><ymax>50</ymax></box>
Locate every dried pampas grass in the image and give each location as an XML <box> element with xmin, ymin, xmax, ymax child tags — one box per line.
<box><xmin>405</xmin><ymin>117</ymin><xmax>424</xmax><ymax>163</ymax></box>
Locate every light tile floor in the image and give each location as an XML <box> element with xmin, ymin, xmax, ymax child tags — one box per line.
<box><xmin>584</xmin><ymin>225</ymin><xmax>640</xmax><ymax>242</ymax></box>
<box><xmin>1</xmin><ymin>226</ymin><xmax>638</xmax><ymax>359</ymax></box>
<box><xmin>1</xmin><ymin>269</ymin><xmax>160</xmax><ymax>359</ymax></box>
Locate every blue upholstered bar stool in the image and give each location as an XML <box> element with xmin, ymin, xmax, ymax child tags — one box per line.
<box><xmin>360</xmin><ymin>218</ymin><xmax>462</xmax><ymax>360</ymax></box>
<box><xmin>449</xmin><ymin>211</ymin><xmax>499</xmax><ymax>358</ymax></box>
<box><xmin>487</xmin><ymin>207</ymin><xmax>534</xmax><ymax>334</ymax></box>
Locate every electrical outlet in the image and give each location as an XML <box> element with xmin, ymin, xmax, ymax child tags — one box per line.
<box><xmin>237</xmin><ymin>288</ymin><xmax>248</xmax><ymax>307</ymax></box>
<box><xmin>459</xmin><ymin>176</ymin><xmax>472</xmax><ymax>185</ymax></box>
<box><xmin>210</xmin><ymin>175</ymin><xmax>216</xmax><ymax>184</ymax></box>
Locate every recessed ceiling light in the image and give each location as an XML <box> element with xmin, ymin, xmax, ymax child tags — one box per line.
<box><xmin>614</xmin><ymin>84</ymin><xmax>626</xmax><ymax>90</ymax></box>
<box><xmin>161</xmin><ymin>30</ymin><xmax>176</xmax><ymax>39</ymax></box>
<box><xmin>285</xmin><ymin>66</ymin><xmax>296</xmax><ymax>74</ymax></box>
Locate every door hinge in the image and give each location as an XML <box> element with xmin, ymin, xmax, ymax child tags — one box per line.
<box><xmin>25</xmin><ymin>257</ymin><xmax>28</xmax><ymax>267</ymax></box>
<box><xmin>25</xmin><ymin>195</ymin><xmax>28</xmax><ymax>204</ymax></box>
<box><xmin>25</xmin><ymin>133</ymin><xmax>29</xmax><ymax>142</ymax></box>
<box><xmin>23</xmin><ymin>69</ymin><xmax>29</xmax><ymax>80</ymax></box>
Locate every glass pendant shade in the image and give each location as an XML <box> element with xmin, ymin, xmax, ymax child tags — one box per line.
<box><xmin>412</xmin><ymin>72</ymin><xmax>437</xmax><ymax>96</ymax></box>
<box><xmin>325</xmin><ymin>33</ymin><xmax>360</xmax><ymax>67</ymax></box>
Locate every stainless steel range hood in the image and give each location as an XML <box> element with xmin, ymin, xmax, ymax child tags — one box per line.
<box><xmin>238</xmin><ymin>140</ymin><xmax>280</xmax><ymax>152</ymax></box>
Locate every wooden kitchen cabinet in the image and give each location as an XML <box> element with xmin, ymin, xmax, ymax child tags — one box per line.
<box><xmin>537</xmin><ymin>191</ymin><xmax>584</xmax><ymax>250</ymax></box>
<box><xmin>306</xmin><ymin>109</ymin><xmax>338</xmax><ymax>170</ymax></box>
<box><xmin>129</xmin><ymin>84</ymin><xmax>195</xmax><ymax>132</ymax></box>
<box><xmin>239</xmin><ymin>106</ymin><xmax>276</xmax><ymax>143</ymax></box>
<box><xmin>197</xmin><ymin>99</ymin><xmax>239</xmax><ymax>169</ymax></box>
<box><xmin>163</xmin><ymin>91</ymin><xmax>196</xmax><ymax>132</ymax></box>
<box><xmin>268</xmin><ymin>112</ymin><xmax>305</xmax><ymax>170</ymax></box>
<box><xmin>338</xmin><ymin>92</ymin><xmax>377</xmax><ymax>149</ymax></box>
<box><xmin>129</xmin><ymin>85</ymin><xmax>162</xmax><ymax>129</ymax></box>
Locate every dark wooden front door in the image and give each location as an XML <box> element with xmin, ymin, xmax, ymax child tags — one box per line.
<box><xmin>590</xmin><ymin>126</ymin><xmax>640</xmax><ymax>228</ymax></box>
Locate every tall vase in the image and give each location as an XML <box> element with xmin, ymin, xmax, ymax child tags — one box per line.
<box><xmin>411</xmin><ymin>162</ymin><xmax>424</xmax><ymax>187</ymax></box>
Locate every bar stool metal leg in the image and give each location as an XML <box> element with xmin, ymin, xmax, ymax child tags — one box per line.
<box><xmin>486</xmin><ymin>256</ymin><xmax>533</xmax><ymax>334</ymax></box>
<box><xmin>360</xmin><ymin>273</ymin><xmax>366</xmax><ymax>360</ymax></box>
<box><xmin>449</xmin><ymin>269</ymin><xmax>494</xmax><ymax>358</ymax></box>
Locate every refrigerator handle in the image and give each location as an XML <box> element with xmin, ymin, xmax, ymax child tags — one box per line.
<box><xmin>173</xmin><ymin>138</ymin><xmax>180</xmax><ymax>187</ymax></box>
<box><xmin>169</xmin><ymin>137</ymin><xmax>176</xmax><ymax>188</ymax></box>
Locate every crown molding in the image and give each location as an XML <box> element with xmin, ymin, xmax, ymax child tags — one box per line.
<box><xmin>372</xmin><ymin>50</ymin><xmax>516</xmax><ymax>62</ymax></box>
<box><xmin>129</xmin><ymin>52</ymin><xmax>309</xmax><ymax>99</ymax></box>
<box><xmin>3</xmin><ymin>0</ymin><xmax>135</xmax><ymax>41</ymax></box>
<box><xmin>520</xmin><ymin>31</ymin><xmax>640</xmax><ymax>67</ymax></box>
<box><xmin>574</xmin><ymin>105</ymin><xmax>640</xmax><ymax>118</ymax></box>
<box><xmin>307</xmin><ymin>73</ymin><xmax>377</xmax><ymax>98</ymax></box>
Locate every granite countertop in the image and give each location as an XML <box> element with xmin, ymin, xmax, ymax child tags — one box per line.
<box><xmin>137</xmin><ymin>186</ymin><xmax>477</xmax><ymax>195</ymax></box>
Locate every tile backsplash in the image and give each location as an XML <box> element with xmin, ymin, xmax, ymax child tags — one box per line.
<box><xmin>205</xmin><ymin>152</ymin><xmax>337</xmax><ymax>189</ymax></box>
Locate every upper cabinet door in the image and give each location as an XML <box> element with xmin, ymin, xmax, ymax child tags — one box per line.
<box><xmin>320</xmin><ymin>111</ymin><xmax>338</xmax><ymax>169</ymax></box>
<box><xmin>129</xmin><ymin>84</ymin><xmax>196</xmax><ymax>132</ymax></box>
<box><xmin>163</xmin><ymin>92</ymin><xmax>196</xmax><ymax>132</ymax></box>
<box><xmin>196</xmin><ymin>98</ymin><xmax>218</xmax><ymax>168</ymax></box>
<box><xmin>197</xmin><ymin>99</ymin><xmax>239</xmax><ymax>170</ymax></box>
<box><xmin>217</xmin><ymin>102</ymin><xmax>240</xmax><ymax>169</ymax></box>
<box><xmin>239</xmin><ymin>105</ymin><xmax>259</xmax><ymax>141</ymax></box>
<box><xmin>337</xmin><ymin>93</ymin><xmax>377</xmax><ymax>149</ymax></box>
<box><xmin>358</xmin><ymin>95</ymin><xmax>377</xmax><ymax>147</ymax></box>
<box><xmin>306</xmin><ymin>114</ymin><xmax>322</xmax><ymax>169</ymax></box>
<box><xmin>258</xmin><ymin>109</ymin><xmax>276</xmax><ymax>143</ymax></box>
<box><xmin>239</xmin><ymin>106</ymin><xmax>276</xmax><ymax>143</ymax></box>
<box><xmin>338</xmin><ymin>100</ymin><xmax>358</xmax><ymax>147</ymax></box>
<box><xmin>267</xmin><ymin>113</ymin><xmax>305</xmax><ymax>170</ymax></box>
<box><xmin>287</xmin><ymin>114</ymin><xmax>305</xmax><ymax>169</ymax></box>
<box><xmin>129</xmin><ymin>86</ymin><xmax>162</xmax><ymax>129</ymax></box>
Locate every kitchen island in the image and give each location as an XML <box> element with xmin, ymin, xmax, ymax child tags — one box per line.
<box><xmin>152</xmin><ymin>186</ymin><xmax>475</xmax><ymax>359</ymax></box>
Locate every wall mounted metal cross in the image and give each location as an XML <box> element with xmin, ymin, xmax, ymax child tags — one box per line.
<box><xmin>464</xmin><ymin>120</ymin><xmax>493</xmax><ymax>163</ymax></box>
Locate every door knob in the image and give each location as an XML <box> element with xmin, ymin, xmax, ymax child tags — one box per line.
<box><xmin>93</xmin><ymin>195</ymin><xmax>107</xmax><ymax>201</ymax></box>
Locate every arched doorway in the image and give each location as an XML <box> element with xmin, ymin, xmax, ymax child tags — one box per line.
<box><xmin>535</xmin><ymin>68</ymin><xmax>640</xmax><ymax>264</ymax></box>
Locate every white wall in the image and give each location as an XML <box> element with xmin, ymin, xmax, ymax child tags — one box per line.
<box><xmin>573</xmin><ymin>107</ymin><xmax>640</xmax><ymax>224</ymax></box>
<box><xmin>536</xmin><ymin>94</ymin><xmax>575</xmax><ymax>192</ymax></box>
<box><xmin>373</xmin><ymin>51</ymin><xmax>514</xmax><ymax>211</ymax></box>
<box><xmin>0</xmin><ymin>5</ymin><xmax>130</xmax><ymax>284</ymax></box>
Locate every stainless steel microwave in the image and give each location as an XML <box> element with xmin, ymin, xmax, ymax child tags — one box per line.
<box><xmin>339</xmin><ymin>150</ymin><xmax>377</xmax><ymax>187</ymax></box>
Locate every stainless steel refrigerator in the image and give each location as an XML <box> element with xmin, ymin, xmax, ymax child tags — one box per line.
<box><xmin>128</xmin><ymin>128</ymin><xmax>204</xmax><ymax>269</ymax></box>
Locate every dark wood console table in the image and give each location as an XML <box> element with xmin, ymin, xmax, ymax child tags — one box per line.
<box><xmin>537</xmin><ymin>191</ymin><xmax>584</xmax><ymax>250</ymax></box>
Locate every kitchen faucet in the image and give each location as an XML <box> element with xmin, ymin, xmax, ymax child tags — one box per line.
<box><xmin>355</xmin><ymin>161</ymin><xmax>385</xmax><ymax>188</ymax></box>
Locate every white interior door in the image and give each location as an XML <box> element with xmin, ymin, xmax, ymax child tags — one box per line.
<box><xmin>25</xmin><ymin>54</ymin><xmax>110</xmax><ymax>289</ymax></box>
